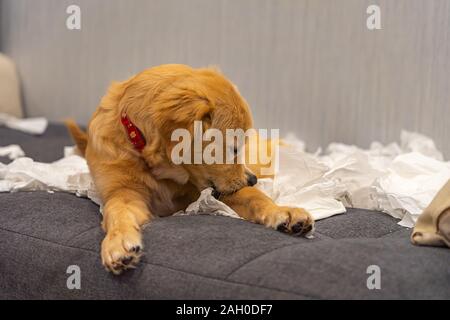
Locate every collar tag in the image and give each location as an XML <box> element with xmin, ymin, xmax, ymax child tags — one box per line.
<box><xmin>121</xmin><ymin>113</ymin><xmax>146</xmax><ymax>152</ymax></box>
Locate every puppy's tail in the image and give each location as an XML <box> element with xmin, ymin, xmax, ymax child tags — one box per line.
<box><xmin>64</xmin><ymin>119</ymin><xmax>88</xmax><ymax>157</ymax></box>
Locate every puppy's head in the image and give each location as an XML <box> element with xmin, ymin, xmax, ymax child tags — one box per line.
<box><xmin>150</xmin><ymin>65</ymin><xmax>257</xmax><ymax>196</ymax></box>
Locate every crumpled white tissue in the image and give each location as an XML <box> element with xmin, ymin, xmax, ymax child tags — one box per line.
<box><xmin>0</xmin><ymin>155</ymin><xmax>101</xmax><ymax>204</ymax></box>
<box><xmin>174</xmin><ymin>188</ymin><xmax>240</xmax><ymax>219</ymax></box>
<box><xmin>0</xmin><ymin>145</ymin><xmax>25</xmax><ymax>160</ymax></box>
<box><xmin>0</xmin><ymin>112</ymin><xmax>48</xmax><ymax>135</ymax></box>
<box><xmin>256</xmin><ymin>146</ymin><xmax>347</xmax><ymax>220</ymax></box>
<box><xmin>315</xmin><ymin>131</ymin><xmax>450</xmax><ymax>227</ymax></box>
<box><xmin>0</xmin><ymin>130</ymin><xmax>448</xmax><ymax>228</ymax></box>
<box><xmin>372</xmin><ymin>153</ymin><xmax>450</xmax><ymax>227</ymax></box>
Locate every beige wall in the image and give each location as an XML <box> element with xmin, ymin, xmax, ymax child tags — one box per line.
<box><xmin>1</xmin><ymin>0</ymin><xmax>449</xmax><ymax>157</ymax></box>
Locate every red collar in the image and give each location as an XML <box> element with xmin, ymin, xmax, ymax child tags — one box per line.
<box><xmin>121</xmin><ymin>113</ymin><xmax>146</xmax><ymax>152</ymax></box>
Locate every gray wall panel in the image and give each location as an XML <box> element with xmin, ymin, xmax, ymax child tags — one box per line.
<box><xmin>1</xmin><ymin>0</ymin><xmax>449</xmax><ymax>157</ymax></box>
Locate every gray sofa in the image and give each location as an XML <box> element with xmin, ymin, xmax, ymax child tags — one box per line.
<box><xmin>1</xmin><ymin>124</ymin><xmax>449</xmax><ymax>299</ymax></box>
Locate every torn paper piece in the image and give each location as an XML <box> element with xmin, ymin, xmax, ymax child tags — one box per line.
<box><xmin>0</xmin><ymin>145</ymin><xmax>25</xmax><ymax>160</ymax></box>
<box><xmin>372</xmin><ymin>152</ymin><xmax>450</xmax><ymax>227</ymax></box>
<box><xmin>400</xmin><ymin>131</ymin><xmax>444</xmax><ymax>161</ymax></box>
<box><xmin>321</xmin><ymin>149</ymin><xmax>385</xmax><ymax>209</ymax></box>
<box><xmin>0</xmin><ymin>112</ymin><xmax>48</xmax><ymax>135</ymax></box>
<box><xmin>0</xmin><ymin>155</ymin><xmax>98</xmax><ymax>204</ymax></box>
<box><xmin>174</xmin><ymin>188</ymin><xmax>240</xmax><ymax>219</ymax></box>
<box><xmin>257</xmin><ymin>145</ymin><xmax>347</xmax><ymax>220</ymax></box>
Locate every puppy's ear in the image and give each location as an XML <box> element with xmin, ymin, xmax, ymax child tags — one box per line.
<box><xmin>182</xmin><ymin>100</ymin><xmax>213</xmax><ymax>132</ymax></box>
<box><xmin>154</xmin><ymin>100</ymin><xmax>213</xmax><ymax>136</ymax></box>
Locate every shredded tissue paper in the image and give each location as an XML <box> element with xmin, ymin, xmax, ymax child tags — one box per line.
<box><xmin>0</xmin><ymin>145</ymin><xmax>25</xmax><ymax>160</ymax></box>
<box><xmin>0</xmin><ymin>112</ymin><xmax>48</xmax><ymax>135</ymax></box>
<box><xmin>1</xmin><ymin>131</ymin><xmax>449</xmax><ymax>228</ymax></box>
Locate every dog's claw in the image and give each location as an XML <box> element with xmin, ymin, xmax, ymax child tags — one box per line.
<box><xmin>292</xmin><ymin>222</ymin><xmax>304</xmax><ymax>234</ymax></box>
<box><xmin>121</xmin><ymin>256</ymin><xmax>133</xmax><ymax>265</ymax></box>
<box><xmin>131</xmin><ymin>246</ymin><xmax>141</xmax><ymax>253</ymax></box>
<box><xmin>277</xmin><ymin>222</ymin><xmax>289</xmax><ymax>233</ymax></box>
<box><xmin>304</xmin><ymin>224</ymin><xmax>313</xmax><ymax>234</ymax></box>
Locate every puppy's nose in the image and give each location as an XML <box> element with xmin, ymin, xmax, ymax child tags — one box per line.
<box><xmin>247</xmin><ymin>173</ymin><xmax>258</xmax><ymax>186</ymax></box>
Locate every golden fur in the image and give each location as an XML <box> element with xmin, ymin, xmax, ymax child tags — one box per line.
<box><xmin>66</xmin><ymin>64</ymin><xmax>314</xmax><ymax>274</ymax></box>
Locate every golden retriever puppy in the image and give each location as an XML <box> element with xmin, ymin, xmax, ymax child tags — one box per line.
<box><xmin>66</xmin><ymin>64</ymin><xmax>314</xmax><ymax>274</ymax></box>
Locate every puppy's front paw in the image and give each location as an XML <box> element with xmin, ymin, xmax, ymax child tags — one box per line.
<box><xmin>264</xmin><ymin>206</ymin><xmax>314</xmax><ymax>236</ymax></box>
<box><xmin>101</xmin><ymin>227</ymin><xmax>143</xmax><ymax>275</ymax></box>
